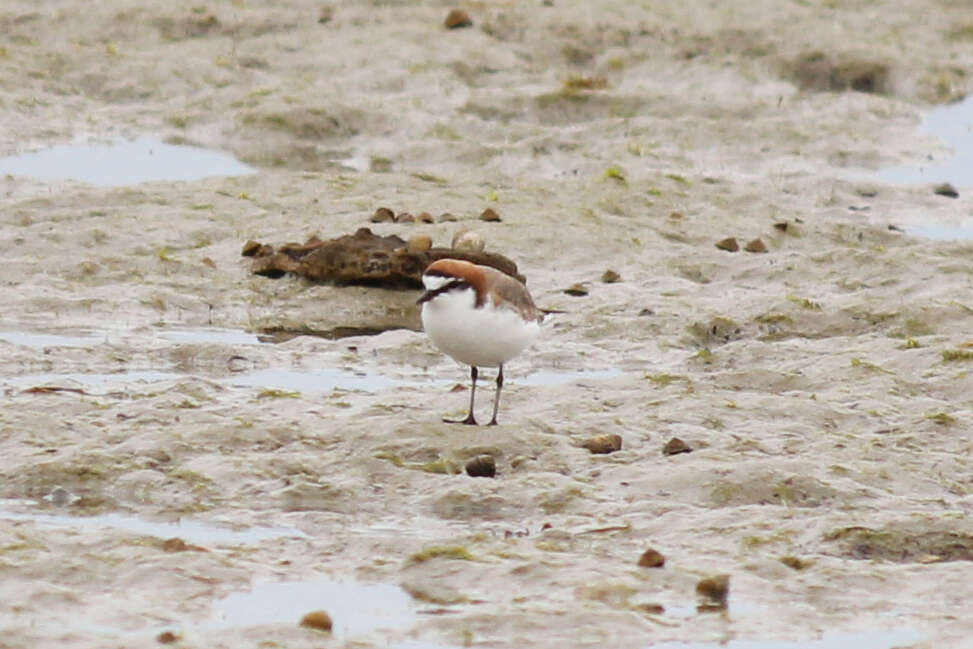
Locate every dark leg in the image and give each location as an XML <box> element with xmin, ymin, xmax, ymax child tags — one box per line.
<box><xmin>488</xmin><ymin>364</ymin><xmax>503</xmax><ymax>426</ymax></box>
<box><xmin>444</xmin><ymin>365</ymin><xmax>479</xmax><ymax>425</ymax></box>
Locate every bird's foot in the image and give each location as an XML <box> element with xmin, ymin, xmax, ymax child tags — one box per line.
<box><xmin>443</xmin><ymin>414</ymin><xmax>478</xmax><ymax>426</ymax></box>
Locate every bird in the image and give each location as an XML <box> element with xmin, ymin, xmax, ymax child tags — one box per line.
<box><xmin>417</xmin><ymin>258</ymin><xmax>541</xmax><ymax>426</ymax></box>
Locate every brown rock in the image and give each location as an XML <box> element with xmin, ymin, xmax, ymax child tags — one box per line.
<box><xmin>451</xmin><ymin>229</ymin><xmax>485</xmax><ymax>252</ymax></box>
<box><xmin>581</xmin><ymin>434</ymin><xmax>622</xmax><ymax>454</ymax></box>
<box><xmin>395</xmin><ymin>211</ymin><xmax>416</xmax><ymax>223</ymax></box>
<box><xmin>465</xmin><ymin>454</ymin><xmax>496</xmax><ymax>478</ymax></box>
<box><xmin>161</xmin><ymin>537</ymin><xmax>207</xmax><ymax>552</ymax></box>
<box><xmin>156</xmin><ymin>631</ymin><xmax>178</xmax><ymax>644</ymax></box>
<box><xmin>241</xmin><ymin>240</ymin><xmax>262</xmax><ymax>257</ymax></box>
<box><xmin>407</xmin><ymin>235</ymin><xmax>432</xmax><ymax>253</ymax></box>
<box><xmin>318</xmin><ymin>6</ymin><xmax>334</xmax><ymax>24</ymax></box>
<box><xmin>601</xmin><ymin>269</ymin><xmax>621</xmax><ymax>283</ymax></box>
<box><xmin>563</xmin><ymin>283</ymin><xmax>589</xmax><ymax>296</ymax></box>
<box><xmin>637</xmin><ymin>548</ymin><xmax>665</xmax><ymax>568</ymax></box>
<box><xmin>248</xmin><ymin>228</ymin><xmax>525</xmax><ymax>286</ymax></box>
<box><xmin>479</xmin><ymin>207</ymin><xmax>502</xmax><ymax>222</ymax></box>
<box><xmin>444</xmin><ymin>9</ymin><xmax>472</xmax><ymax>29</ymax></box>
<box><xmin>773</xmin><ymin>221</ymin><xmax>789</xmax><ymax>232</ymax></box>
<box><xmin>744</xmin><ymin>238</ymin><xmax>767</xmax><ymax>253</ymax></box>
<box><xmin>696</xmin><ymin>574</ymin><xmax>730</xmax><ymax>611</ymax></box>
<box><xmin>662</xmin><ymin>437</ymin><xmax>692</xmax><ymax>456</ymax></box>
<box><xmin>934</xmin><ymin>182</ymin><xmax>959</xmax><ymax>198</ymax></box>
<box><xmin>438</xmin><ymin>212</ymin><xmax>458</xmax><ymax>222</ymax></box>
<box><xmin>370</xmin><ymin>207</ymin><xmax>395</xmax><ymax>223</ymax></box>
<box><xmin>715</xmin><ymin>237</ymin><xmax>739</xmax><ymax>252</ymax></box>
<box><xmin>418</xmin><ymin>211</ymin><xmax>436</xmax><ymax>223</ymax></box>
<box><xmin>300</xmin><ymin>610</ymin><xmax>333</xmax><ymax>632</ymax></box>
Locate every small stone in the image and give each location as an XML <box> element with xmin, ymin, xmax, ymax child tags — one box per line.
<box><xmin>44</xmin><ymin>486</ymin><xmax>76</xmax><ymax>506</ymax></box>
<box><xmin>662</xmin><ymin>437</ymin><xmax>692</xmax><ymax>455</ymax></box>
<box><xmin>638</xmin><ymin>308</ymin><xmax>654</xmax><ymax>317</ymax></box>
<box><xmin>407</xmin><ymin>235</ymin><xmax>432</xmax><ymax>253</ymax></box>
<box><xmin>601</xmin><ymin>269</ymin><xmax>621</xmax><ymax>283</ymax></box>
<box><xmin>638</xmin><ymin>548</ymin><xmax>665</xmax><ymax>568</ymax></box>
<box><xmin>634</xmin><ymin>603</ymin><xmax>665</xmax><ymax>614</ymax></box>
<box><xmin>370</xmin><ymin>207</ymin><xmax>395</xmax><ymax>223</ymax></box>
<box><xmin>451</xmin><ymin>228</ymin><xmax>485</xmax><ymax>252</ymax></box>
<box><xmin>444</xmin><ymin>9</ymin><xmax>472</xmax><ymax>29</ymax></box>
<box><xmin>744</xmin><ymin>238</ymin><xmax>767</xmax><ymax>253</ymax></box>
<box><xmin>479</xmin><ymin>207</ymin><xmax>502</xmax><ymax>222</ymax></box>
<box><xmin>318</xmin><ymin>6</ymin><xmax>334</xmax><ymax>23</ymax></box>
<box><xmin>156</xmin><ymin>631</ymin><xmax>179</xmax><ymax>644</ymax></box>
<box><xmin>715</xmin><ymin>237</ymin><xmax>739</xmax><ymax>252</ymax></box>
<box><xmin>395</xmin><ymin>211</ymin><xmax>416</xmax><ymax>223</ymax></box>
<box><xmin>418</xmin><ymin>211</ymin><xmax>436</xmax><ymax>223</ymax></box>
<box><xmin>438</xmin><ymin>212</ymin><xmax>458</xmax><ymax>222</ymax></box>
<box><xmin>564</xmin><ymin>283</ymin><xmax>589</xmax><ymax>297</ymax></box>
<box><xmin>465</xmin><ymin>454</ymin><xmax>496</xmax><ymax>478</ymax></box>
<box><xmin>300</xmin><ymin>610</ymin><xmax>333</xmax><ymax>632</ymax></box>
<box><xmin>779</xmin><ymin>555</ymin><xmax>811</xmax><ymax>570</ymax></box>
<box><xmin>933</xmin><ymin>183</ymin><xmax>959</xmax><ymax>198</ymax></box>
<box><xmin>773</xmin><ymin>221</ymin><xmax>789</xmax><ymax>232</ymax></box>
<box><xmin>241</xmin><ymin>240</ymin><xmax>261</xmax><ymax>256</ymax></box>
<box><xmin>581</xmin><ymin>434</ymin><xmax>622</xmax><ymax>454</ymax></box>
<box><xmin>695</xmin><ymin>574</ymin><xmax>729</xmax><ymax>611</ymax></box>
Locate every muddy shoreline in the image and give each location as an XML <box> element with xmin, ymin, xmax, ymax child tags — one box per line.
<box><xmin>2</xmin><ymin>1</ymin><xmax>973</xmax><ymax>648</ymax></box>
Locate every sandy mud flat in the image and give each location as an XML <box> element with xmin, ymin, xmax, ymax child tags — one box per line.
<box><xmin>1</xmin><ymin>1</ymin><xmax>972</xmax><ymax>648</ymax></box>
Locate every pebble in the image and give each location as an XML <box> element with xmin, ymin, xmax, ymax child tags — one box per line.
<box><xmin>451</xmin><ymin>228</ymin><xmax>485</xmax><ymax>251</ymax></box>
<box><xmin>241</xmin><ymin>240</ymin><xmax>261</xmax><ymax>256</ymax></box>
<box><xmin>370</xmin><ymin>207</ymin><xmax>395</xmax><ymax>223</ymax></box>
<box><xmin>479</xmin><ymin>207</ymin><xmax>502</xmax><ymax>222</ymax></box>
<box><xmin>695</xmin><ymin>574</ymin><xmax>730</xmax><ymax>611</ymax></box>
<box><xmin>933</xmin><ymin>182</ymin><xmax>959</xmax><ymax>198</ymax></box>
<box><xmin>418</xmin><ymin>211</ymin><xmax>436</xmax><ymax>223</ymax></box>
<box><xmin>601</xmin><ymin>269</ymin><xmax>621</xmax><ymax>283</ymax></box>
<box><xmin>637</xmin><ymin>548</ymin><xmax>665</xmax><ymax>568</ymax></box>
<box><xmin>44</xmin><ymin>486</ymin><xmax>77</xmax><ymax>506</ymax></box>
<box><xmin>300</xmin><ymin>610</ymin><xmax>333</xmax><ymax>632</ymax></box>
<box><xmin>438</xmin><ymin>212</ymin><xmax>458</xmax><ymax>222</ymax></box>
<box><xmin>465</xmin><ymin>454</ymin><xmax>496</xmax><ymax>478</ymax></box>
<box><xmin>395</xmin><ymin>211</ymin><xmax>416</xmax><ymax>223</ymax></box>
<box><xmin>444</xmin><ymin>9</ymin><xmax>473</xmax><ymax>29</ymax></box>
<box><xmin>744</xmin><ymin>238</ymin><xmax>768</xmax><ymax>253</ymax></box>
<box><xmin>773</xmin><ymin>221</ymin><xmax>789</xmax><ymax>232</ymax></box>
<box><xmin>662</xmin><ymin>437</ymin><xmax>692</xmax><ymax>455</ymax></box>
<box><xmin>156</xmin><ymin>631</ymin><xmax>178</xmax><ymax>644</ymax></box>
<box><xmin>581</xmin><ymin>434</ymin><xmax>622</xmax><ymax>454</ymax></box>
<box><xmin>407</xmin><ymin>235</ymin><xmax>432</xmax><ymax>253</ymax></box>
<box><xmin>564</xmin><ymin>283</ymin><xmax>589</xmax><ymax>296</ymax></box>
<box><xmin>715</xmin><ymin>237</ymin><xmax>739</xmax><ymax>252</ymax></box>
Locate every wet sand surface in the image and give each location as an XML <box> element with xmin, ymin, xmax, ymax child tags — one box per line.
<box><xmin>2</xmin><ymin>1</ymin><xmax>973</xmax><ymax>648</ymax></box>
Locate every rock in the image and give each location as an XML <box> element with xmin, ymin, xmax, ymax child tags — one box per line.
<box><xmin>465</xmin><ymin>454</ymin><xmax>496</xmax><ymax>478</ymax></box>
<box><xmin>715</xmin><ymin>237</ymin><xmax>739</xmax><ymax>252</ymax></box>
<box><xmin>444</xmin><ymin>9</ymin><xmax>472</xmax><ymax>29</ymax></box>
<box><xmin>44</xmin><ymin>486</ymin><xmax>77</xmax><ymax>506</ymax></box>
<box><xmin>300</xmin><ymin>610</ymin><xmax>333</xmax><ymax>632</ymax></box>
<box><xmin>479</xmin><ymin>207</ymin><xmax>502</xmax><ymax>222</ymax></box>
<box><xmin>773</xmin><ymin>221</ymin><xmax>789</xmax><ymax>232</ymax></box>
<box><xmin>370</xmin><ymin>207</ymin><xmax>395</xmax><ymax>222</ymax></box>
<box><xmin>581</xmin><ymin>434</ymin><xmax>622</xmax><ymax>454</ymax></box>
<box><xmin>564</xmin><ymin>283</ymin><xmax>589</xmax><ymax>296</ymax></box>
<box><xmin>248</xmin><ymin>228</ymin><xmax>525</xmax><ymax>286</ymax></box>
<box><xmin>407</xmin><ymin>235</ymin><xmax>432</xmax><ymax>253</ymax></box>
<box><xmin>779</xmin><ymin>555</ymin><xmax>812</xmax><ymax>570</ymax></box>
<box><xmin>318</xmin><ymin>6</ymin><xmax>333</xmax><ymax>24</ymax></box>
<box><xmin>395</xmin><ymin>211</ymin><xmax>416</xmax><ymax>223</ymax></box>
<box><xmin>162</xmin><ymin>537</ymin><xmax>206</xmax><ymax>552</ymax></box>
<box><xmin>637</xmin><ymin>548</ymin><xmax>665</xmax><ymax>568</ymax></box>
<box><xmin>744</xmin><ymin>238</ymin><xmax>767</xmax><ymax>253</ymax></box>
<box><xmin>933</xmin><ymin>182</ymin><xmax>959</xmax><ymax>198</ymax></box>
<box><xmin>241</xmin><ymin>239</ymin><xmax>262</xmax><ymax>256</ymax></box>
<box><xmin>695</xmin><ymin>574</ymin><xmax>729</xmax><ymax>611</ymax></box>
<box><xmin>438</xmin><ymin>212</ymin><xmax>458</xmax><ymax>222</ymax></box>
<box><xmin>418</xmin><ymin>211</ymin><xmax>436</xmax><ymax>223</ymax></box>
<box><xmin>601</xmin><ymin>269</ymin><xmax>621</xmax><ymax>283</ymax></box>
<box><xmin>662</xmin><ymin>437</ymin><xmax>692</xmax><ymax>455</ymax></box>
<box><xmin>156</xmin><ymin>631</ymin><xmax>178</xmax><ymax>644</ymax></box>
<box><xmin>451</xmin><ymin>228</ymin><xmax>485</xmax><ymax>252</ymax></box>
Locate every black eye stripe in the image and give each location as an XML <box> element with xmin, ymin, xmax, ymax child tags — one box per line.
<box><xmin>417</xmin><ymin>279</ymin><xmax>471</xmax><ymax>305</ymax></box>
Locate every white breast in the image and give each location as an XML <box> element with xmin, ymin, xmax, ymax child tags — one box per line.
<box><xmin>420</xmin><ymin>286</ymin><xmax>540</xmax><ymax>368</ymax></box>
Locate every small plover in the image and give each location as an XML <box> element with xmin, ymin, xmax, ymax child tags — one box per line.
<box><xmin>418</xmin><ymin>259</ymin><xmax>541</xmax><ymax>425</ymax></box>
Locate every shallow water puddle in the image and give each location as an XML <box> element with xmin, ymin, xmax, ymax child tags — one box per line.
<box><xmin>210</xmin><ymin>579</ymin><xmax>415</xmax><ymax>635</ymax></box>
<box><xmin>0</xmin><ymin>137</ymin><xmax>255</xmax><ymax>186</ymax></box>
<box><xmin>156</xmin><ymin>327</ymin><xmax>263</xmax><ymax>346</ymax></box>
<box><xmin>0</xmin><ymin>506</ymin><xmax>305</xmax><ymax>545</ymax></box>
<box><xmin>648</xmin><ymin>629</ymin><xmax>921</xmax><ymax>649</ymax></box>
<box><xmin>4</xmin><ymin>370</ymin><xmax>185</xmax><ymax>391</ymax></box>
<box><xmin>880</xmin><ymin>94</ymin><xmax>973</xmax><ymax>187</ymax></box>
